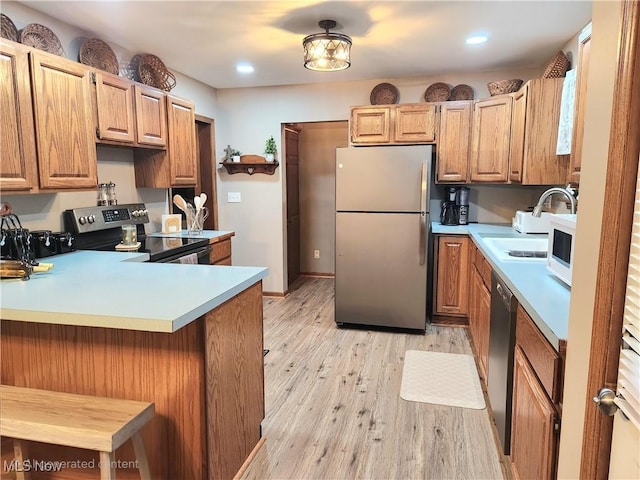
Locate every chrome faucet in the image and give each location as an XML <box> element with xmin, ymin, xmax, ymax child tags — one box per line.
<box><xmin>532</xmin><ymin>185</ymin><xmax>577</xmax><ymax>217</ymax></box>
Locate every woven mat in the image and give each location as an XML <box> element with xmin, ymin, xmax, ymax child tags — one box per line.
<box><xmin>400</xmin><ymin>350</ymin><xmax>485</xmax><ymax>409</ymax></box>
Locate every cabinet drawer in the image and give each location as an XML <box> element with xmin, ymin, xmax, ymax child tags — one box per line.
<box><xmin>209</xmin><ymin>239</ymin><xmax>232</xmax><ymax>264</ymax></box>
<box><xmin>516</xmin><ymin>304</ymin><xmax>561</xmax><ymax>403</ymax></box>
<box><xmin>473</xmin><ymin>247</ymin><xmax>492</xmax><ymax>290</ymax></box>
<box><xmin>213</xmin><ymin>257</ymin><xmax>232</xmax><ymax>266</ymax></box>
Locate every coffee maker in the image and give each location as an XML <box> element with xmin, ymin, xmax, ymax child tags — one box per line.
<box><xmin>455</xmin><ymin>187</ymin><xmax>470</xmax><ymax>225</ymax></box>
<box><xmin>440</xmin><ymin>187</ymin><xmax>458</xmax><ymax>225</ymax></box>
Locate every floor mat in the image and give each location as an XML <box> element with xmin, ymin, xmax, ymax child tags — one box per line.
<box><xmin>400</xmin><ymin>350</ymin><xmax>485</xmax><ymax>409</ymax></box>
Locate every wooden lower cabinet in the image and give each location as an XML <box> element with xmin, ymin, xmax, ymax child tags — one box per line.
<box><xmin>209</xmin><ymin>237</ymin><xmax>233</xmax><ymax>265</ymax></box>
<box><xmin>434</xmin><ymin>235</ymin><xmax>470</xmax><ymax>316</ymax></box>
<box><xmin>511</xmin><ymin>305</ymin><xmax>563</xmax><ymax>480</ymax></box>
<box><xmin>468</xmin><ymin>244</ymin><xmax>490</xmax><ymax>382</ymax></box>
<box><xmin>511</xmin><ymin>346</ymin><xmax>558</xmax><ymax>480</ymax></box>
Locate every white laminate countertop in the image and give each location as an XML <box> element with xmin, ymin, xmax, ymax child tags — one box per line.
<box><xmin>0</xmin><ymin>250</ymin><xmax>267</xmax><ymax>333</ymax></box>
<box><xmin>432</xmin><ymin>222</ymin><xmax>570</xmax><ymax>350</ymax></box>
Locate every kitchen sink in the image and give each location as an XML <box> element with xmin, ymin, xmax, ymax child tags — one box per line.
<box><xmin>482</xmin><ymin>236</ymin><xmax>549</xmax><ymax>262</ymax></box>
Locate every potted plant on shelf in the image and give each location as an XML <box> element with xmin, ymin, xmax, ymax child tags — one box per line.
<box><xmin>231</xmin><ymin>149</ymin><xmax>242</xmax><ymax>163</ymax></box>
<box><xmin>264</xmin><ymin>136</ymin><xmax>277</xmax><ymax>162</ymax></box>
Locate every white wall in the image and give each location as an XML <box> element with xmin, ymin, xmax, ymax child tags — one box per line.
<box><xmin>557</xmin><ymin>2</ymin><xmax>619</xmax><ymax>478</ymax></box>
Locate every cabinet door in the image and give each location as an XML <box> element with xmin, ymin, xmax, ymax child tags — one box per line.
<box><xmin>167</xmin><ymin>95</ymin><xmax>197</xmax><ymax>186</ymax></box>
<box><xmin>95</xmin><ymin>71</ymin><xmax>135</xmax><ymax>143</ymax></box>
<box><xmin>350</xmin><ymin>107</ymin><xmax>392</xmax><ymax>144</ymax></box>
<box><xmin>435</xmin><ymin>236</ymin><xmax>470</xmax><ymax>316</ymax></box>
<box><xmin>134</xmin><ymin>85</ymin><xmax>167</xmax><ymax>147</ymax></box>
<box><xmin>30</xmin><ymin>51</ymin><xmax>97</xmax><ymax>189</ymax></box>
<box><xmin>470</xmin><ymin>96</ymin><xmax>512</xmax><ymax>182</ymax></box>
<box><xmin>437</xmin><ymin>101</ymin><xmax>472</xmax><ymax>183</ymax></box>
<box><xmin>509</xmin><ymin>87</ymin><xmax>527</xmax><ymax>182</ymax></box>
<box><xmin>477</xmin><ymin>275</ymin><xmax>491</xmax><ymax>381</ymax></box>
<box><xmin>568</xmin><ymin>27</ymin><xmax>592</xmax><ymax>184</ymax></box>
<box><xmin>394</xmin><ymin>104</ymin><xmax>436</xmax><ymax>143</ymax></box>
<box><xmin>511</xmin><ymin>346</ymin><xmax>558</xmax><ymax>480</ymax></box>
<box><xmin>0</xmin><ymin>41</ymin><xmax>37</xmax><ymax>192</ymax></box>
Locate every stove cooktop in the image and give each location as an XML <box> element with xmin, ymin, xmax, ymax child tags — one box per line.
<box><xmin>92</xmin><ymin>236</ymin><xmax>209</xmax><ymax>262</ymax></box>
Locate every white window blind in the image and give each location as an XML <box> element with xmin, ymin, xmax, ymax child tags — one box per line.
<box><xmin>614</xmin><ymin>157</ymin><xmax>640</xmax><ymax>429</ymax></box>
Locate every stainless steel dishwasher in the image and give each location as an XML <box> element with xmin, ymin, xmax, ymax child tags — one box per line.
<box><xmin>488</xmin><ymin>271</ymin><xmax>518</xmax><ymax>455</ymax></box>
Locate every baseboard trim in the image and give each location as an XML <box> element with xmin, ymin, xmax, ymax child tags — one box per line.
<box><xmin>430</xmin><ymin>315</ymin><xmax>469</xmax><ymax>327</ymax></box>
<box><xmin>263</xmin><ymin>291</ymin><xmax>288</xmax><ymax>297</ymax></box>
<box><xmin>299</xmin><ymin>272</ymin><xmax>335</xmax><ymax>278</ymax></box>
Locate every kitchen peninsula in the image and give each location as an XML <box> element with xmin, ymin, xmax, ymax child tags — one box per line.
<box><xmin>0</xmin><ymin>251</ymin><xmax>268</xmax><ymax>479</ymax></box>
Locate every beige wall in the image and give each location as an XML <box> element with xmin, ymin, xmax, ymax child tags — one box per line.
<box><xmin>557</xmin><ymin>2</ymin><xmax>619</xmax><ymax>478</ymax></box>
<box><xmin>298</xmin><ymin>121</ymin><xmax>348</xmax><ymax>275</ymax></box>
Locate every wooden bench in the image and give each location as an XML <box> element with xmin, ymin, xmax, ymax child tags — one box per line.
<box><xmin>0</xmin><ymin>385</ymin><xmax>154</xmax><ymax>480</ymax></box>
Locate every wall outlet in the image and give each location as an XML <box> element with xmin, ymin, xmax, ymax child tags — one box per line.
<box><xmin>227</xmin><ymin>192</ymin><xmax>241</xmax><ymax>203</ymax></box>
<box><xmin>314</xmin><ymin>249</ymin><xmax>320</xmax><ymax>259</ymax></box>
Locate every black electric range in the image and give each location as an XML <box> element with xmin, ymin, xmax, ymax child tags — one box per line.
<box><xmin>63</xmin><ymin>204</ymin><xmax>210</xmax><ymax>263</ymax></box>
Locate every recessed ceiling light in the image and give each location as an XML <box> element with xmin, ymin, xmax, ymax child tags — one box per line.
<box><xmin>236</xmin><ymin>64</ymin><xmax>254</xmax><ymax>74</ymax></box>
<box><xmin>466</xmin><ymin>35</ymin><xmax>488</xmax><ymax>45</ymax></box>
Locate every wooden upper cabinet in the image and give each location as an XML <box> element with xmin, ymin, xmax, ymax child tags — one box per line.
<box><xmin>509</xmin><ymin>78</ymin><xmax>569</xmax><ymax>185</ymax></box>
<box><xmin>470</xmin><ymin>95</ymin><xmax>512</xmax><ymax>183</ymax></box>
<box><xmin>434</xmin><ymin>235</ymin><xmax>470</xmax><ymax>316</ymax></box>
<box><xmin>569</xmin><ymin>24</ymin><xmax>592</xmax><ymax>184</ymax></box>
<box><xmin>134</xmin><ymin>94</ymin><xmax>197</xmax><ymax>188</ymax></box>
<box><xmin>350</xmin><ymin>104</ymin><xmax>436</xmax><ymax>145</ymax></box>
<box><xmin>95</xmin><ymin>71</ymin><xmax>135</xmax><ymax>144</ymax></box>
<box><xmin>135</xmin><ymin>85</ymin><xmax>167</xmax><ymax>147</ymax></box>
<box><xmin>30</xmin><ymin>51</ymin><xmax>97</xmax><ymax>189</ymax></box>
<box><xmin>350</xmin><ymin>106</ymin><xmax>392</xmax><ymax>144</ymax></box>
<box><xmin>167</xmin><ymin>95</ymin><xmax>197</xmax><ymax>185</ymax></box>
<box><xmin>0</xmin><ymin>40</ymin><xmax>37</xmax><ymax>192</ymax></box>
<box><xmin>394</xmin><ymin>104</ymin><xmax>436</xmax><ymax>143</ymax></box>
<box><xmin>436</xmin><ymin>101</ymin><xmax>472</xmax><ymax>183</ymax></box>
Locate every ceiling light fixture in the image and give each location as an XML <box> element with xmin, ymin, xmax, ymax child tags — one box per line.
<box><xmin>466</xmin><ymin>35</ymin><xmax>488</xmax><ymax>45</ymax></box>
<box><xmin>236</xmin><ymin>63</ymin><xmax>255</xmax><ymax>74</ymax></box>
<box><xmin>303</xmin><ymin>19</ymin><xmax>352</xmax><ymax>72</ymax></box>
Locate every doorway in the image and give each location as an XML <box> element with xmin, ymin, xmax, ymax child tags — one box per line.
<box><xmin>285</xmin><ymin>121</ymin><xmax>349</xmax><ymax>289</ymax></box>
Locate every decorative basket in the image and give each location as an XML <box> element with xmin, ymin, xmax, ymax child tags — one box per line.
<box><xmin>79</xmin><ymin>38</ymin><xmax>119</xmax><ymax>75</ymax></box>
<box><xmin>424</xmin><ymin>82</ymin><xmax>451</xmax><ymax>102</ymax></box>
<box><xmin>137</xmin><ymin>53</ymin><xmax>176</xmax><ymax>92</ymax></box>
<box><xmin>449</xmin><ymin>84</ymin><xmax>474</xmax><ymax>101</ymax></box>
<box><xmin>1</xmin><ymin>14</ymin><xmax>18</xmax><ymax>42</ymax></box>
<box><xmin>487</xmin><ymin>79</ymin><xmax>523</xmax><ymax>96</ymax></box>
<box><xmin>370</xmin><ymin>83</ymin><xmax>399</xmax><ymax>105</ymax></box>
<box><xmin>542</xmin><ymin>51</ymin><xmax>570</xmax><ymax>79</ymax></box>
<box><xmin>19</xmin><ymin>23</ymin><xmax>64</xmax><ymax>56</ymax></box>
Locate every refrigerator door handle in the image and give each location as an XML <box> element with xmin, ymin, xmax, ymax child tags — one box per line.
<box><xmin>419</xmin><ymin>162</ymin><xmax>427</xmax><ymax>265</ymax></box>
<box><xmin>419</xmin><ymin>213</ymin><xmax>426</xmax><ymax>265</ymax></box>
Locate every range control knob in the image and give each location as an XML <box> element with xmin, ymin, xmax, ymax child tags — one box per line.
<box><xmin>87</xmin><ymin>215</ymin><xmax>96</xmax><ymax>224</ymax></box>
<box><xmin>141</xmin><ymin>209</ymin><xmax>148</xmax><ymax>217</ymax></box>
<box><xmin>131</xmin><ymin>210</ymin><xmax>139</xmax><ymax>218</ymax></box>
<box><xmin>78</xmin><ymin>216</ymin><xmax>87</xmax><ymax>225</ymax></box>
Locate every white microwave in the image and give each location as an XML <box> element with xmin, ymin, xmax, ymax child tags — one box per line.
<box><xmin>547</xmin><ymin>214</ymin><xmax>577</xmax><ymax>287</ymax></box>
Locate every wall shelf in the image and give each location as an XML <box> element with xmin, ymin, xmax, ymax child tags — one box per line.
<box><xmin>220</xmin><ymin>155</ymin><xmax>279</xmax><ymax>175</ymax></box>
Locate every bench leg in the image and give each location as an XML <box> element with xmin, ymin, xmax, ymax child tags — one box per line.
<box><xmin>13</xmin><ymin>440</ymin><xmax>30</xmax><ymax>480</ymax></box>
<box><xmin>99</xmin><ymin>451</ymin><xmax>116</xmax><ymax>480</ymax></box>
<box><xmin>131</xmin><ymin>432</ymin><xmax>151</xmax><ymax>480</ymax></box>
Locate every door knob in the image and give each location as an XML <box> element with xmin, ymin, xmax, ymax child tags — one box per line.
<box><xmin>592</xmin><ymin>388</ymin><xmax>618</xmax><ymax>416</ymax></box>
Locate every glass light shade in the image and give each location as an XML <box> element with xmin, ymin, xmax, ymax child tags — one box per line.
<box><xmin>303</xmin><ymin>32</ymin><xmax>352</xmax><ymax>71</ymax></box>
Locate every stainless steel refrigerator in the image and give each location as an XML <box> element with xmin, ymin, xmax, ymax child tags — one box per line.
<box><xmin>335</xmin><ymin>145</ymin><xmax>432</xmax><ymax>330</ymax></box>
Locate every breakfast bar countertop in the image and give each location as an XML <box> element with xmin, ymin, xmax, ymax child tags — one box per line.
<box><xmin>0</xmin><ymin>250</ymin><xmax>267</xmax><ymax>333</ymax></box>
<box><xmin>432</xmin><ymin>222</ymin><xmax>570</xmax><ymax>350</ymax></box>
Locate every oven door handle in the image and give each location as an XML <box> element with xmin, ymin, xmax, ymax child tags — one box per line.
<box><xmin>165</xmin><ymin>245</ymin><xmax>212</xmax><ymax>264</ymax></box>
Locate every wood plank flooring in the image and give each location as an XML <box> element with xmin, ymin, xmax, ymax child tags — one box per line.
<box><xmin>241</xmin><ymin>277</ymin><xmax>504</xmax><ymax>479</ymax></box>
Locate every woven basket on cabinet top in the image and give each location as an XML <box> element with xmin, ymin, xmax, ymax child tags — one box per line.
<box><xmin>542</xmin><ymin>51</ymin><xmax>570</xmax><ymax>78</ymax></box>
<box><xmin>1</xmin><ymin>14</ymin><xmax>18</xmax><ymax>42</ymax></box>
<box><xmin>137</xmin><ymin>53</ymin><xmax>176</xmax><ymax>91</ymax></box>
<box><xmin>19</xmin><ymin>23</ymin><xmax>64</xmax><ymax>56</ymax></box>
<box><xmin>79</xmin><ymin>38</ymin><xmax>119</xmax><ymax>75</ymax></box>
<box><xmin>487</xmin><ymin>79</ymin><xmax>523</xmax><ymax>96</ymax></box>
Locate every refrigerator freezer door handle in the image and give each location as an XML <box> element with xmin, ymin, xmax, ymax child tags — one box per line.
<box><xmin>419</xmin><ymin>162</ymin><xmax>427</xmax><ymax>265</ymax></box>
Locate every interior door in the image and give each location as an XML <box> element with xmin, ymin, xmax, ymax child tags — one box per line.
<box><xmin>286</xmin><ymin>127</ymin><xmax>300</xmax><ymax>286</ymax></box>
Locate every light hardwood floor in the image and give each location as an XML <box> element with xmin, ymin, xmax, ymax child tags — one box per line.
<box><xmin>241</xmin><ymin>276</ymin><xmax>504</xmax><ymax>480</ymax></box>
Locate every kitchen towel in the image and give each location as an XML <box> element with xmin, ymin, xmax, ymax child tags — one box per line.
<box><xmin>178</xmin><ymin>253</ymin><xmax>198</xmax><ymax>264</ymax></box>
<box><xmin>400</xmin><ymin>350</ymin><xmax>485</xmax><ymax>409</ymax></box>
<box><xmin>556</xmin><ymin>68</ymin><xmax>577</xmax><ymax>155</ymax></box>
